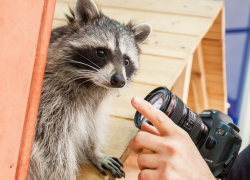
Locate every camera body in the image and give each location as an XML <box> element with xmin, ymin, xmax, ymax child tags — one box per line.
<box><xmin>134</xmin><ymin>87</ymin><xmax>242</xmax><ymax>178</ymax></box>
<box><xmin>197</xmin><ymin>110</ymin><xmax>241</xmax><ymax>178</ymax></box>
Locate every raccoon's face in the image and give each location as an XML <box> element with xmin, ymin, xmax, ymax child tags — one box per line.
<box><xmin>53</xmin><ymin>0</ymin><xmax>151</xmax><ymax>89</ymax></box>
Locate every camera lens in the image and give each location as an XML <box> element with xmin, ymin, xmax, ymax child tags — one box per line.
<box><xmin>134</xmin><ymin>87</ymin><xmax>208</xmax><ymax>148</ymax></box>
<box><xmin>140</xmin><ymin>92</ymin><xmax>164</xmax><ymax>123</ymax></box>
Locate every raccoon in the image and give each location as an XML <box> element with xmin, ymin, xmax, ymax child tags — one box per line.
<box><xmin>28</xmin><ymin>0</ymin><xmax>151</xmax><ymax>179</ymax></box>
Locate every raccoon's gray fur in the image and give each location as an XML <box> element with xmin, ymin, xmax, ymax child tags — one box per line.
<box><xmin>28</xmin><ymin>0</ymin><xmax>151</xmax><ymax>179</ymax></box>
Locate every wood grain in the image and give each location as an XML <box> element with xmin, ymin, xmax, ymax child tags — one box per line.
<box><xmin>91</xmin><ymin>0</ymin><xmax>223</xmax><ymax>18</ymax></box>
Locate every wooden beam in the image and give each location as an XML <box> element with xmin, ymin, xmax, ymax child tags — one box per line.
<box><xmin>171</xmin><ymin>55</ymin><xmax>193</xmax><ymax>104</ymax></box>
<box><xmin>190</xmin><ymin>44</ymin><xmax>209</xmax><ymax>113</ymax></box>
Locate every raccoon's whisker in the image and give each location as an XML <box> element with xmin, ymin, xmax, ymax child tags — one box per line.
<box><xmin>70</xmin><ymin>49</ymin><xmax>101</xmax><ymax>69</ymax></box>
<box><xmin>66</xmin><ymin>63</ymin><xmax>111</xmax><ymax>86</ymax></box>
<box><xmin>62</xmin><ymin>59</ymin><xmax>99</xmax><ymax>72</ymax></box>
<box><xmin>67</xmin><ymin>77</ymin><xmax>88</xmax><ymax>84</ymax></box>
<box><xmin>64</xmin><ymin>72</ymin><xmax>96</xmax><ymax>84</ymax></box>
<box><xmin>125</xmin><ymin>84</ymin><xmax>134</xmax><ymax>96</ymax></box>
<box><xmin>76</xmin><ymin>79</ymin><xmax>94</xmax><ymax>89</ymax></box>
<box><xmin>63</xmin><ymin>59</ymin><xmax>111</xmax><ymax>85</ymax></box>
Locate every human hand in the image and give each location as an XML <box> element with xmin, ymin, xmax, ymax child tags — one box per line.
<box><xmin>129</xmin><ymin>97</ymin><xmax>215</xmax><ymax>180</ymax></box>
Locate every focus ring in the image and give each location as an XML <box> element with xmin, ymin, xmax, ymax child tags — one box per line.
<box><xmin>169</xmin><ymin>98</ymin><xmax>184</xmax><ymax>125</ymax></box>
<box><xmin>188</xmin><ymin>111</ymin><xmax>203</xmax><ymax>144</ymax></box>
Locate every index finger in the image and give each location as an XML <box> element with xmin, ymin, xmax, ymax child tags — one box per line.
<box><xmin>131</xmin><ymin>97</ymin><xmax>177</xmax><ymax>136</ymax></box>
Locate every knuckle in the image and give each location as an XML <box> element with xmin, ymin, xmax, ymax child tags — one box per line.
<box><xmin>134</xmin><ymin>132</ymin><xmax>144</xmax><ymax>145</ymax></box>
<box><xmin>160</xmin><ymin>140</ymin><xmax>168</xmax><ymax>148</ymax></box>
<box><xmin>162</xmin><ymin>173</ymin><xmax>169</xmax><ymax>180</ymax></box>
<box><xmin>160</xmin><ymin>141</ymin><xmax>176</xmax><ymax>154</ymax></box>
<box><xmin>138</xmin><ymin>172</ymin><xmax>143</xmax><ymax>180</ymax></box>
<box><xmin>161</xmin><ymin>160</ymin><xmax>168</xmax><ymax>169</ymax></box>
<box><xmin>161</xmin><ymin>164</ymin><xmax>172</xmax><ymax>180</ymax></box>
<box><xmin>138</xmin><ymin>171</ymin><xmax>147</xmax><ymax>180</ymax></box>
<box><xmin>156</xmin><ymin>112</ymin><xmax>168</xmax><ymax>124</ymax></box>
<box><xmin>137</xmin><ymin>154</ymin><xmax>145</xmax><ymax>165</ymax></box>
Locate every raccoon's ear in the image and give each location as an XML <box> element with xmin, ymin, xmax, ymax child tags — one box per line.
<box><xmin>131</xmin><ymin>22</ymin><xmax>152</xmax><ymax>44</ymax></box>
<box><xmin>75</xmin><ymin>0</ymin><xmax>99</xmax><ymax>23</ymax></box>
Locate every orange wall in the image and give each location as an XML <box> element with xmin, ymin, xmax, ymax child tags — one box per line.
<box><xmin>0</xmin><ymin>0</ymin><xmax>56</xmax><ymax>179</ymax></box>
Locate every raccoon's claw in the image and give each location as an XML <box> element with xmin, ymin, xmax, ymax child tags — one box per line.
<box><xmin>92</xmin><ymin>153</ymin><xmax>125</xmax><ymax>178</ymax></box>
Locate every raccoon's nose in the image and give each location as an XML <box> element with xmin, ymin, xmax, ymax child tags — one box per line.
<box><xmin>111</xmin><ymin>73</ymin><xmax>125</xmax><ymax>88</ymax></box>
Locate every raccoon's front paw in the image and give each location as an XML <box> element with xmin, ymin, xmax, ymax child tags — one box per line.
<box><xmin>91</xmin><ymin>153</ymin><xmax>125</xmax><ymax>178</ymax></box>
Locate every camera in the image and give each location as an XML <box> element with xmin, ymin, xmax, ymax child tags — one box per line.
<box><xmin>134</xmin><ymin>86</ymin><xmax>242</xmax><ymax>178</ymax></box>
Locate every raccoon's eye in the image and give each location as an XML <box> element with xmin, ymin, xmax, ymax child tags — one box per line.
<box><xmin>124</xmin><ymin>58</ymin><xmax>130</xmax><ymax>66</ymax></box>
<box><xmin>96</xmin><ymin>49</ymin><xmax>106</xmax><ymax>57</ymax></box>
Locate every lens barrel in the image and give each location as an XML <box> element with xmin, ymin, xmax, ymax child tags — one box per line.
<box><xmin>134</xmin><ymin>87</ymin><xmax>208</xmax><ymax>148</ymax></box>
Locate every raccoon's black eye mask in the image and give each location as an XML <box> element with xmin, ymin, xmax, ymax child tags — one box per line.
<box><xmin>68</xmin><ymin>47</ymin><xmax>111</xmax><ymax>71</ymax></box>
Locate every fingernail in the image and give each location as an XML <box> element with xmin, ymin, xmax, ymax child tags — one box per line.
<box><xmin>133</xmin><ymin>97</ymin><xmax>142</xmax><ymax>106</ymax></box>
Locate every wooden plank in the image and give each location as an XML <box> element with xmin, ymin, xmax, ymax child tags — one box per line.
<box><xmin>142</xmin><ymin>32</ymin><xmax>199</xmax><ymax>59</ymax></box>
<box><xmin>78</xmin><ymin>117</ymin><xmax>138</xmax><ymax>180</ymax></box>
<box><xmin>101</xmin><ymin>8</ymin><xmax>212</xmax><ymax>37</ymax></box>
<box><xmin>171</xmin><ymin>55</ymin><xmax>193</xmax><ymax>103</ymax></box>
<box><xmin>202</xmin><ymin>39</ymin><xmax>222</xmax><ymax>46</ymax></box>
<box><xmin>54</xmin><ymin>2</ymin><xmax>212</xmax><ymax>37</ymax></box>
<box><xmin>52</xmin><ymin>20</ymin><xmax>199</xmax><ymax>60</ymax></box>
<box><xmin>53</xmin><ymin>2</ymin><xmax>200</xmax><ymax>59</ymax></box>
<box><xmin>109</xmin><ymin>83</ymin><xmax>158</xmax><ymax>119</ymax></box>
<box><xmin>134</xmin><ymin>55</ymin><xmax>185</xmax><ymax>87</ymax></box>
<box><xmin>92</xmin><ymin>0</ymin><xmax>223</xmax><ymax>18</ymax></box>
<box><xmin>202</xmin><ymin>45</ymin><xmax>223</xmax><ymax>56</ymax></box>
<box><xmin>204</xmin><ymin>10</ymin><xmax>224</xmax><ymax>40</ymax></box>
<box><xmin>0</xmin><ymin>0</ymin><xmax>56</xmax><ymax>179</ymax></box>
